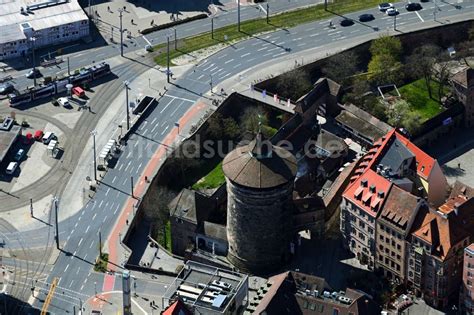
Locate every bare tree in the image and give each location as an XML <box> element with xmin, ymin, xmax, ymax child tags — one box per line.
<box><xmin>407</xmin><ymin>44</ymin><xmax>441</xmax><ymax>98</ymax></box>
<box><xmin>322</xmin><ymin>51</ymin><xmax>360</xmax><ymax>85</ymax></box>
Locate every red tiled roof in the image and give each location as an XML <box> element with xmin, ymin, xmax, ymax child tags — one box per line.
<box><xmin>163</xmin><ymin>300</ymin><xmax>192</xmax><ymax>315</ymax></box>
<box><xmin>411</xmin><ymin>198</ymin><xmax>474</xmax><ymax>260</ymax></box>
<box><xmin>344</xmin><ymin>169</ymin><xmax>392</xmax><ymax>218</ymax></box>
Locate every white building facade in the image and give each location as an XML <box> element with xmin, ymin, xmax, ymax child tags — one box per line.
<box><xmin>0</xmin><ymin>0</ymin><xmax>89</xmax><ymax>61</ymax></box>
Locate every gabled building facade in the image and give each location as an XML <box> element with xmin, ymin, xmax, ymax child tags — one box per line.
<box><xmin>376</xmin><ymin>185</ymin><xmax>426</xmax><ymax>282</ymax></box>
<box><xmin>407</xmin><ymin>196</ymin><xmax>474</xmax><ymax>309</ymax></box>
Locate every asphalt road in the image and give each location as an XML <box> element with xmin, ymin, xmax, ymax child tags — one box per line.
<box><xmin>5</xmin><ymin>0</ymin><xmax>473</xmax><ymax>313</ymax></box>
<box><xmin>7</xmin><ymin>0</ymin><xmax>321</xmax><ymax>91</ymax></box>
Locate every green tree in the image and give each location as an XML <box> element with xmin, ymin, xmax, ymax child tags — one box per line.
<box><xmin>322</xmin><ymin>51</ymin><xmax>360</xmax><ymax>85</ymax></box>
<box><xmin>367</xmin><ymin>54</ymin><xmax>403</xmax><ymax>86</ymax></box>
<box><xmin>387</xmin><ymin>99</ymin><xmax>421</xmax><ymax>134</ymax></box>
<box><xmin>369</xmin><ymin>35</ymin><xmax>403</xmax><ymax>60</ymax></box>
<box><xmin>206</xmin><ymin>112</ymin><xmax>224</xmax><ymax>139</ymax></box>
<box><xmin>240</xmin><ymin>107</ymin><xmax>268</xmax><ymax>135</ymax></box>
<box><xmin>222</xmin><ymin>117</ymin><xmax>240</xmax><ymax>139</ymax></box>
<box><xmin>275</xmin><ymin>68</ymin><xmax>312</xmax><ymax>100</ymax></box>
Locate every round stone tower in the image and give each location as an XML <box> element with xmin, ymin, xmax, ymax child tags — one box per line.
<box><xmin>222</xmin><ymin>132</ymin><xmax>297</xmax><ymax>274</ymax></box>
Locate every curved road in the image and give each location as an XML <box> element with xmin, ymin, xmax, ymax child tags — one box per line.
<box><xmin>5</xmin><ymin>0</ymin><xmax>473</xmax><ymax>313</ymax></box>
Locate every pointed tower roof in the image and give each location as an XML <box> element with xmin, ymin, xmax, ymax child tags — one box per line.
<box><xmin>222</xmin><ymin>133</ymin><xmax>297</xmax><ymax>189</ymax></box>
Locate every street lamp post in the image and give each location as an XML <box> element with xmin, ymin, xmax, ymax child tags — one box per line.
<box><xmin>124</xmin><ymin>81</ymin><xmax>130</xmax><ymax>130</ymax></box>
<box><xmin>118</xmin><ymin>8</ymin><xmax>124</xmax><ymax>56</ymax></box>
<box><xmin>53</xmin><ymin>197</ymin><xmax>59</xmax><ymax>250</ymax></box>
<box><xmin>91</xmin><ymin>130</ymin><xmax>98</xmax><ymax>182</ymax></box>
<box><xmin>174</xmin><ymin>28</ymin><xmax>177</xmax><ymax>50</ymax></box>
<box><xmin>131</xmin><ymin>176</ymin><xmax>134</xmax><ymax>198</ymax></box>
<box><xmin>237</xmin><ymin>0</ymin><xmax>241</xmax><ymax>31</ymax></box>
<box><xmin>30</xmin><ymin>37</ymin><xmax>37</xmax><ymax>87</ymax></box>
<box><xmin>393</xmin><ymin>14</ymin><xmax>397</xmax><ymax>31</ymax></box>
<box><xmin>211</xmin><ymin>17</ymin><xmax>214</xmax><ymax>39</ymax></box>
<box><xmin>266</xmin><ymin>3</ymin><xmax>269</xmax><ymax>24</ymax></box>
<box><xmin>166</xmin><ymin>35</ymin><xmax>170</xmax><ymax>83</ymax></box>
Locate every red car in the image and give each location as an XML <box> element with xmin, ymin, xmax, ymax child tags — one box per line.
<box><xmin>34</xmin><ymin>130</ymin><xmax>43</xmax><ymax>141</ymax></box>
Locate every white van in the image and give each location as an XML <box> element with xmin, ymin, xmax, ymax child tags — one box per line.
<box><xmin>6</xmin><ymin>162</ymin><xmax>18</xmax><ymax>175</ymax></box>
<box><xmin>57</xmin><ymin>97</ymin><xmax>70</xmax><ymax>107</ymax></box>
<box><xmin>42</xmin><ymin>132</ymin><xmax>55</xmax><ymax>144</ymax></box>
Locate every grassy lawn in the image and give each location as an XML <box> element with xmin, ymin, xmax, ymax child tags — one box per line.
<box><xmin>94</xmin><ymin>253</ymin><xmax>109</xmax><ymax>273</ymax></box>
<box><xmin>192</xmin><ymin>161</ymin><xmax>225</xmax><ymax>190</ymax></box>
<box><xmin>398</xmin><ymin>79</ymin><xmax>446</xmax><ymax>122</ymax></box>
<box><xmin>154</xmin><ymin>0</ymin><xmax>381</xmax><ymax>66</ymax></box>
<box><xmin>158</xmin><ymin>220</ymin><xmax>172</xmax><ymax>252</ymax></box>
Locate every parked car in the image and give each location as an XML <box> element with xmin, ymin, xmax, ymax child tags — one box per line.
<box><xmin>359</xmin><ymin>13</ymin><xmax>375</xmax><ymax>22</ymax></box>
<box><xmin>405</xmin><ymin>2</ymin><xmax>422</xmax><ymax>11</ymax></box>
<box><xmin>5</xmin><ymin>162</ymin><xmax>18</xmax><ymax>175</ymax></box>
<box><xmin>340</xmin><ymin>18</ymin><xmax>355</xmax><ymax>27</ymax></box>
<box><xmin>42</xmin><ymin>132</ymin><xmax>56</xmax><ymax>144</ymax></box>
<box><xmin>145</xmin><ymin>45</ymin><xmax>153</xmax><ymax>52</ymax></box>
<box><xmin>378</xmin><ymin>2</ymin><xmax>393</xmax><ymax>11</ymax></box>
<box><xmin>25</xmin><ymin>68</ymin><xmax>41</xmax><ymax>79</ymax></box>
<box><xmin>386</xmin><ymin>8</ymin><xmax>399</xmax><ymax>15</ymax></box>
<box><xmin>34</xmin><ymin>130</ymin><xmax>44</xmax><ymax>141</ymax></box>
<box><xmin>14</xmin><ymin>149</ymin><xmax>25</xmax><ymax>161</ymax></box>
<box><xmin>57</xmin><ymin>97</ymin><xmax>70</xmax><ymax>107</ymax></box>
<box><xmin>0</xmin><ymin>83</ymin><xmax>14</xmax><ymax>95</ymax></box>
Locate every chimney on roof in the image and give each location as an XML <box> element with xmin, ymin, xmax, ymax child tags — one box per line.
<box><xmin>369</xmin><ymin>184</ymin><xmax>376</xmax><ymax>193</ymax></box>
<box><xmin>361</xmin><ymin>179</ymin><xmax>368</xmax><ymax>187</ymax></box>
<box><xmin>377</xmin><ymin>191</ymin><xmax>385</xmax><ymax>198</ymax></box>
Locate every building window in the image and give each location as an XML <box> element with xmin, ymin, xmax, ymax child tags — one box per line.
<box><xmin>380</xmin><ymin>235</ymin><xmax>384</xmax><ymax>241</ymax></box>
<box><xmin>397</xmin><ymin>244</ymin><xmax>401</xmax><ymax>250</ymax></box>
<box><xmin>397</xmin><ymin>255</ymin><xmax>401</xmax><ymax>260</ymax></box>
<box><xmin>468</xmin><ymin>280</ymin><xmax>472</xmax><ymax>286</ymax></box>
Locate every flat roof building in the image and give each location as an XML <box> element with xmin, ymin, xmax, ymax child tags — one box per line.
<box><xmin>162</xmin><ymin>261</ymin><xmax>249</xmax><ymax>314</ymax></box>
<box><xmin>0</xmin><ymin>0</ymin><xmax>89</xmax><ymax>60</ymax></box>
<box><xmin>0</xmin><ymin>117</ymin><xmax>21</xmax><ymax>165</ymax></box>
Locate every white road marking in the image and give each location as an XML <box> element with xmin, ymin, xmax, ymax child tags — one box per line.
<box><xmin>292</xmin><ymin>37</ymin><xmax>303</xmax><ymax>41</ymax></box>
<box><xmin>141</xmin><ymin>35</ymin><xmax>151</xmax><ymax>46</ymax></box>
<box><xmin>161</xmin><ymin>125</ymin><xmax>170</xmax><ymax>135</ymax></box>
<box><xmin>233</xmin><ymin>63</ymin><xmax>242</xmax><ymax>69</ymax></box>
<box><xmin>112</xmin><ymin>176</ymin><xmax>117</xmax><ymax>184</ymax></box>
<box><xmin>125</xmin><ymin>161</ymin><xmax>131</xmax><ymax>171</ymax></box>
<box><xmin>69</xmin><ymin>280</ymin><xmax>74</xmax><ymax>288</ymax></box>
<box><xmin>415</xmin><ymin>11</ymin><xmax>425</xmax><ymax>22</ymax></box>
<box><xmin>257</xmin><ymin>47</ymin><xmax>267</xmax><ymax>52</ymax></box>
<box><xmin>241</xmin><ymin>52</ymin><xmax>251</xmax><ymax>58</ymax></box>
<box><xmin>64</xmin><ymin>264</ymin><xmax>69</xmax><ymax>272</ymax></box>
<box><xmin>160</xmin><ymin>98</ymin><xmax>174</xmax><ymax>114</ymax></box>
<box><xmin>89</xmin><ymin>242</ymin><xmax>94</xmax><ymax>249</ymax></box>
<box><xmin>92</xmin><ymin>213</ymin><xmax>97</xmax><ymax>221</ymax></box>
<box><xmin>78</xmin><ymin>238</ymin><xmax>83</xmax><ymax>246</ymax></box>
<box><xmin>217</xmin><ymin>53</ymin><xmax>227</xmax><ymax>59</ymax></box>
<box><xmin>162</xmin><ymin>94</ymin><xmax>195</xmax><ymax>103</ymax></box>
<box><xmin>224</xmin><ymin>59</ymin><xmax>234</xmax><ymax>64</ymax></box>
<box><xmin>85</xmin><ymin>225</ymin><xmax>90</xmax><ymax>233</ymax></box>
<box><xmin>99</xmin><ymin>200</ymin><xmax>103</xmax><ymax>208</ymax></box>
<box><xmin>105</xmin><ymin>188</ymin><xmax>110</xmax><ymax>196</ymax></box>
<box><xmin>114</xmin><ymin>204</ymin><xmax>120</xmax><ymax>215</ymax></box>
<box><xmin>259</xmin><ymin>4</ymin><xmax>267</xmax><ymax>14</ymax></box>
<box><xmin>197</xmin><ymin>74</ymin><xmax>204</xmax><ymax>80</ymax></box>
<box><xmin>202</xmin><ymin>63</ymin><xmax>215</xmax><ymax>71</ymax></box>
<box><xmin>247</xmin><ymin>58</ymin><xmax>256</xmax><ymax>62</ymax></box>
<box><xmin>310</xmin><ymin>33</ymin><xmax>320</xmax><ymax>37</ymax></box>
<box><xmin>103</xmin><ymin>216</ymin><xmax>107</xmax><ymax>223</ymax></box>
<box><xmin>263</xmin><ymin>52</ymin><xmax>272</xmax><ymax>57</ymax></box>
<box><xmin>273</xmin><ymin>52</ymin><xmax>286</xmax><ymax>58</ymax></box>
<box><xmin>80</xmin><ymin>284</ymin><xmax>84</xmax><ymax>291</ymax></box>
<box><xmin>268</xmin><ymin>47</ymin><xmax>280</xmax><ymax>52</ymax></box>
<box><xmin>297</xmin><ymin>43</ymin><xmax>306</xmax><ymax>47</ymax></box>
